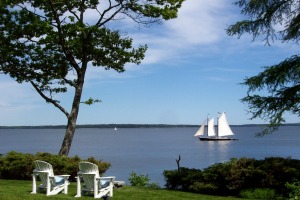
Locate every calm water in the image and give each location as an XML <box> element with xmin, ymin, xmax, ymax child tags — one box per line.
<box><xmin>0</xmin><ymin>126</ymin><xmax>299</xmax><ymax>186</ymax></box>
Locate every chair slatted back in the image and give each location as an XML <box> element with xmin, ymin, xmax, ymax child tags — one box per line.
<box><xmin>78</xmin><ymin>162</ymin><xmax>99</xmax><ymax>191</ymax></box>
<box><xmin>34</xmin><ymin>160</ymin><xmax>54</xmax><ymax>186</ymax></box>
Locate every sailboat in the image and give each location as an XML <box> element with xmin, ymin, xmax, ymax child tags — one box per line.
<box><xmin>194</xmin><ymin>112</ymin><xmax>238</xmax><ymax>141</ymax></box>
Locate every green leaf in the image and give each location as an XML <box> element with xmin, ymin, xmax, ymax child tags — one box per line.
<box><xmin>81</xmin><ymin>97</ymin><xmax>102</xmax><ymax>105</ymax></box>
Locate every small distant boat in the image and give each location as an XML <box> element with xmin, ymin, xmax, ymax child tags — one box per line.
<box><xmin>194</xmin><ymin>112</ymin><xmax>238</xmax><ymax>141</ymax></box>
<box><xmin>114</xmin><ymin>127</ymin><xmax>117</xmax><ymax>131</ymax></box>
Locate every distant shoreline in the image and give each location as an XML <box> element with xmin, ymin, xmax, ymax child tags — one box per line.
<box><xmin>0</xmin><ymin>123</ymin><xmax>299</xmax><ymax>129</ymax></box>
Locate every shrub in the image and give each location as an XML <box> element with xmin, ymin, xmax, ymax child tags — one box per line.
<box><xmin>128</xmin><ymin>171</ymin><xmax>150</xmax><ymax>187</ymax></box>
<box><xmin>188</xmin><ymin>181</ymin><xmax>218</xmax><ymax>195</ymax></box>
<box><xmin>286</xmin><ymin>182</ymin><xmax>300</xmax><ymax>200</ymax></box>
<box><xmin>240</xmin><ymin>188</ymin><xmax>277</xmax><ymax>199</ymax></box>
<box><xmin>0</xmin><ymin>151</ymin><xmax>34</xmax><ymax>180</ymax></box>
<box><xmin>163</xmin><ymin>157</ymin><xmax>300</xmax><ymax>198</ymax></box>
<box><xmin>128</xmin><ymin>171</ymin><xmax>160</xmax><ymax>189</ymax></box>
<box><xmin>163</xmin><ymin>167</ymin><xmax>202</xmax><ymax>190</ymax></box>
<box><xmin>0</xmin><ymin>151</ymin><xmax>110</xmax><ymax>181</ymax></box>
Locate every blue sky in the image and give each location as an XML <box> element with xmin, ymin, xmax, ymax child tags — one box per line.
<box><xmin>0</xmin><ymin>0</ymin><xmax>299</xmax><ymax>126</ymax></box>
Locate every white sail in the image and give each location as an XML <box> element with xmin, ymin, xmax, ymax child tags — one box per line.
<box><xmin>194</xmin><ymin>121</ymin><xmax>205</xmax><ymax>137</ymax></box>
<box><xmin>207</xmin><ymin>118</ymin><xmax>216</xmax><ymax>137</ymax></box>
<box><xmin>217</xmin><ymin>112</ymin><xmax>234</xmax><ymax>137</ymax></box>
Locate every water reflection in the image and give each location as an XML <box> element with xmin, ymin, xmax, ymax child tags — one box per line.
<box><xmin>200</xmin><ymin>141</ymin><xmax>231</xmax><ymax>166</ymax></box>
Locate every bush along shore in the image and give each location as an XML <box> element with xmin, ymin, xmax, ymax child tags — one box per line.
<box><xmin>0</xmin><ymin>151</ymin><xmax>110</xmax><ymax>181</ymax></box>
<box><xmin>1</xmin><ymin>151</ymin><xmax>300</xmax><ymax>199</ymax></box>
<box><xmin>164</xmin><ymin>157</ymin><xmax>300</xmax><ymax>199</ymax></box>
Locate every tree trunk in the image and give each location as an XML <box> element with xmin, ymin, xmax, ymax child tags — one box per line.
<box><xmin>58</xmin><ymin>114</ymin><xmax>78</xmax><ymax>156</ymax></box>
<box><xmin>59</xmin><ymin>70</ymin><xmax>85</xmax><ymax>156</ymax></box>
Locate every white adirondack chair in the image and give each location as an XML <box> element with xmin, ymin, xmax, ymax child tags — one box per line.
<box><xmin>31</xmin><ymin>160</ymin><xmax>70</xmax><ymax>196</ymax></box>
<box><xmin>75</xmin><ymin>161</ymin><xmax>115</xmax><ymax>199</ymax></box>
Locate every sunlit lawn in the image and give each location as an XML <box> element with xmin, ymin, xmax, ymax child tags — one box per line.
<box><xmin>0</xmin><ymin>179</ymin><xmax>243</xmax><ymax>200</ymax></box>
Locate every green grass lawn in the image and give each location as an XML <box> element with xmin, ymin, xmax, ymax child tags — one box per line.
<box><xmin>0</xmin><ymin>179</ymin><xmax>243</xmax><ymax>200</ymax></box>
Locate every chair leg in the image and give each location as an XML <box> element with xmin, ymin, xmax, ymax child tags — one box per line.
<box><xmin>31</xmin><ymin>174</ymin><xmax>37</xmax><ymax>194</ymax></box>
<box><xmin>75</xmin><ymin>176</ymin><xmax>81</xmax><ymax>197</ymax></box>
<box><xmin>64</xmin><ymin>182</ymin><xmax>68</xmax><ymax>194</ymax></box>
<box><xmin>63</xmin><ymin>178</ymin><xmax>69</xmax><ymax>194</ymax></box>
<box><xmin>94</xmin><ymin>177</ymin><xmax>98</xmax><ymax>198</ymax></box>
<box><xmin>46</xmin><ymin>174</ymin><xmax>51</xmax><ymax>196</ymax></box>
<box><xmin>108</xmin><ymin>182</ymin><xmax>113</xmax><ymax>197</ymax></box>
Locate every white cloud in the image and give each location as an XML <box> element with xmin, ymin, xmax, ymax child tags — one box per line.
<box><xmin>80</xmin><ymin>1</ymin><xmax>237</xmax><ymax>79</ymax></box>
<box><xmin>165</xmin><ymin>0</ymin><xmax>229</xmax><ymax>45</ymax></box>
<box><xmin>126</xmin><ymin>0</ymin><xmax>235</xmax><ymax>66</ymax></box>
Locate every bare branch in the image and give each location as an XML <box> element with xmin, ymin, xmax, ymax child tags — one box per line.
<box><xmin>96</xmin><ymin>0</ymin><xmax>123</xmax><ymax>27</ymax></box>
<box><xmin>121</xmin><ymin>11</ymin><xmax>161</xmax><ymax>27</ymax></box>
<box><xmin>30</xmin><ymin>81</ymin><xmax>69</xmax><ymax>117</ymax></box>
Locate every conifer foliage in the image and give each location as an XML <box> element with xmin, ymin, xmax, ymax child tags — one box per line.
<box><xmin>227</xmin><ymin>0</ymin><xmax>300</xmax><ymax>135</ymax></box>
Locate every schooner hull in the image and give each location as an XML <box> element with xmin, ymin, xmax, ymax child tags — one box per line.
<box><xmin>199</xmin><ymin>137</ymin><xmax>238</xmax><ymax>141</ymax></box>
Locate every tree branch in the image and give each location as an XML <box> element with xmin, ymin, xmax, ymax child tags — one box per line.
<box><xmin>47</xmin><ymin>0</ymin><xmax>81</xmax><ymax>74</ymax></box>
<box><xmin>63</xmin><ymin>0</ymin><xmax>81</xmax><ymax>22</ymax></box>
<box><xmin>96</xmin><ymin>0</ymin><xmax>123</xmax><ymax>27</ymax></box>
<box><xmin>30</xmin><ymin>81</ymin><xmax>69</xmax><ymax>117</ymax></box>
<box><xmin>63</xmin><ymin>78</ymin><xmax>76</xmax><ymax>88</ymax></box>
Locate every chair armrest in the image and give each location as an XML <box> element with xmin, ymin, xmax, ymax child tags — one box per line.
<box><xmin>33</xmin><ymin>170</ymin><xmax>51</xmax><ymax>173</ymax></box>
<box><xmin>98</xmin><ymin>176</ymin><xmax>115</xmax><ymax>181</ymax></box>
<box><xmin>56</xmin><ymin>175</ymin><xmax>70</xmax><ymax>177</ymax></box>
<box><xmin>77</xmin><ymin>172</ymin><xmax>97</xmax><ymax>175</ymax></box>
